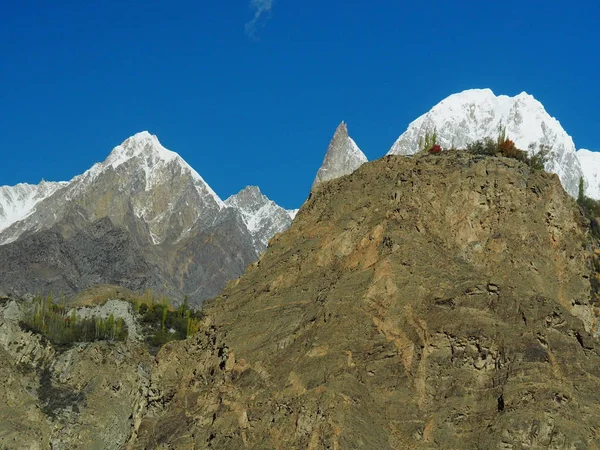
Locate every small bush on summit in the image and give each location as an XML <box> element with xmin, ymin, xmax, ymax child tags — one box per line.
<box><xmin>419</xmin><ymin>128</ymin><xmax>438</xmax><ymax>152</ymax></box>
<box><xmin>428</xmin><ymin>144</ymin><xmax>442</xmax><ymax>154</ymax></box>
<box><xmin>498</xmin><ymin>138</ymin><xmax>527</xmax><ymax>161</ymax></box>
<box><xmin>466</xmin><ymin>137</ymin><xmax>497</xmax><ymax>156</ymax></box>
<box><xmin>527</xmin><ymin>143</ymin><xmax>551</xmax><ymax>171</ymax></box>
<box><xmin>466</xmin><ymin>125</ymin><xmax>549</xmax><ymax>170</ymax></box>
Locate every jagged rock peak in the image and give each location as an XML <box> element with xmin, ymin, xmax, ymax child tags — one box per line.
<box><xmin>225</xmin><ymin>186</ymin><xmax>292</xmax><ymax>251</ymax></box>
<box><xmin>225</xmin><ymin>185</ymin><xmax>265</xmax><ymax>208</ymax></box>
<box><xmin>104</xmin><ymin>131</ymin><xmax>178</xmax><ymax>169</ymax></box>
<box><xmin>387</xmin><ymin>88</ymin><xmax>584</xmax><ymax>197</ymax></box>
<box><xmin>82</xmin><ymin>131</ymin><xmax>224</xmax><ymax>208</ymax></box>
<box><xmin>312</xmin><ymin>121</ymin><xmax>367</xmax><ymax>189</ymax></box>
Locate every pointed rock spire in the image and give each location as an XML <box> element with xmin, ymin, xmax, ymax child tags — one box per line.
<box><xmin>312</xmin><ymin>121</ymin><xmax>367</xmax><ymax>190</ymax></box>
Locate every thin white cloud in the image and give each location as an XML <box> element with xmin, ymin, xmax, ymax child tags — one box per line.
<box><xmin>245</xmin><ymin>0</ymin><xmax>275</xmax><ymax>38</ymax></box>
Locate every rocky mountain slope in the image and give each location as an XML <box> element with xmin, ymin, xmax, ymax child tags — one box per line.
<box><xmin>126</xmin><ymin>151</ymin><xmax>600</xmax><ymax>449</ymax></box>
<box><xmin>225</xmin><ymin>186</ymin><xmax>293</xmax><ymax>252</ymax></box>
<box><xmin>0</xmin><ymin>295</ymin><xmax>153</xmax><ymax>449</ymax></box>
<box><xmin>0</xmin><ymin>180</ymin><xmax>67</xmax><ymax>234</ymax></box>
<box><xmin>0</xmin><ymin>132</ymin><xmax>293</xmax><ymax>305</ymax></box>
<box><xmin>0</xmin><ymin>132</ymin><xmax>225</xmax><ymax>246</ymax></box>
<box><xmin>388</xmin><ymin>89</ymin><xmax>584</xmax><ymax>198</ymax></box>
<box><xmin>312</xmin><ymin>121</ymin><xmax>367</xmax><ymax>189</ymax></box>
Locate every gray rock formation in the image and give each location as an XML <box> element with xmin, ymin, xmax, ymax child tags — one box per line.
<box><xmin>0</xmin><ymin>180</ymin><xmax>68</xmax><ymax>233</ymax></box>
<box><xmin>0</xmin><ymin>132</ymin><xmax>224</xmax><ymax>246</ymax></box>
<box><xmin>224</xmin><ymin>186</ymin><xmax>292</xmax><ymax>251</ymax></box>
<box><xmin>0</xmin><ymin>217</ymin><xmax>166</xmax><ymax>299</ymax></box>
<box><xmin>0</xmin><ymin>132</ymin><xmax>297</xmax><ymax>306</ymax></box>
<box><xmin>312</xmin><ymin>121</ymin><xmax>367</xmax><ymax>189</ymax></box>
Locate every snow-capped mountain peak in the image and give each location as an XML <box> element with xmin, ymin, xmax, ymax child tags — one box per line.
<box><xmin>312</xmin><ymin>121</ymin><xmax>367</xmax><ymax>189</ymax></box>
<box><xmin>224</xmin><ymin>186</ymin><xmax>292</xmax><ymax>251</ymax></box>
<box><xmin>388</xmin><ymin>88</ymin><xmax>583</xmax><ymax>197</ymax></box>
<box><xmin>80</xmin><ymin>132</ymin><xmax>224</xmax><ymax>208</ymax></box>
<box><xmin>105</xmin><ymin>131</ymin><xmax>178</xmax><ymax>170</ymax></box>
<box><xmin>0</xmin><ymin>132</ymin><xmax>229</xmax><ymax>245</ymax></box>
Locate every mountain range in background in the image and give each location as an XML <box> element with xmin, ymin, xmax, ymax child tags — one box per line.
<box><xmin>0</xmin><ymin>88</ymin><xmax>598</xmax><ymax>305</ymax></box>
<box><xmin>0</xmin><ymin>132</ymin><xmax>294</xmax><ymax>305</ymax></box>
<box><xmin>314</xmin><ymin>89</ymin><xmax>599</xmax><ymax>199</ymax></box>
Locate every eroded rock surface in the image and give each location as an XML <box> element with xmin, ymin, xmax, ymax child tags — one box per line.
<box><xmin>0</xmin><ymin>298</ymin><xmax>153</xmax><ymax>449</ymax></box>
<box><xmin>132</xmin><ymin>152</ymin><xmax>600</xmax><ymax>449</ymax></box>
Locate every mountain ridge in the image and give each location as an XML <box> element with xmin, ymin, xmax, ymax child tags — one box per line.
<box><xmin>0</xmin><ymin>132</ymin><xmax>295</xmax><ymax>305</ymax></box>
<box><xmin>130</xmin><ymin>150</ymin><xmax>600</xmax><ymax>449</ymax></box>
<box><xmin>387</xmin><ymin>88</ymin><xmax>585</xmax><ymax>198</ymax></box>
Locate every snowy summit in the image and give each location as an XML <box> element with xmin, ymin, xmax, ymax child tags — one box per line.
<box><xmin>388</xmin><ymin>89</ymin><xmax>584</xmax><ymax>198</ymax></box>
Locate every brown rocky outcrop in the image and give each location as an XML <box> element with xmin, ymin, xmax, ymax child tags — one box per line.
<box><xmin>0</xmin><ymin>299</ymin><xmax>153</xmax><ymax>450</ymax></box>
<box><xmin>132</xmin><ymin>152</ymin><xmax>600</xmax><ymax>449</ymax></box>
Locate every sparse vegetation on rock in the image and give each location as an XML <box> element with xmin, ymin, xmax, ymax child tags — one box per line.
<box><xmin>466</xmin><ymin>125</ymin><xmax>550</xmax><ymax>170</ymax></box>
<box><xmin>135</xmin><ymin>293</ymin><xmax>204</xmax><ymax>350</ymax></box>
<box><xmin>19</xmin><ymin>294</ymin><xmax>128</xmax><ymax>348</ymax></box>
<box><xmin>18</xmin><ymin>289</ymin><xmax>204</xmax><ymax>353</ymax></box>
<box><xmin>418</xmin><ymin>127</ymin><xmax>438</xmax><ymax>152</ymax></box>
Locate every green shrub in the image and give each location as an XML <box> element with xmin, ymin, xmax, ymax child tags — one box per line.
<box><xmin>466</xmin><ymin>137</ymin><xmax>497</xmax><ymax>156</ymax></box>
<box><xmin>527</xmin><ymin>143</ymin><xmax>551</xmax><ymax>171</ymax></box>
<box><xmin>466</xmin><ymin>130</ymin><xmax>549</xmax><ymax>171</ymax></box>
<box><xmin>418</xmin><ymin>128</ymin><xmax>438</xmax><ymax>152</ymax></box>
<box><xmin>578</xmin><ymin>177</ymin><xmax>600</xmax><ymax>223</ymax></box>
<box><xmin>136</xmin><ymin>296</ymin><xmax>204</xmax><ymax>351</ymax></box>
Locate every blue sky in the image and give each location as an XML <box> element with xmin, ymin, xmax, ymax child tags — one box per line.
<box><xmin>1</xmin><ymin>0</ymin><xmax>599</xmax><ymax>208</ymax></box>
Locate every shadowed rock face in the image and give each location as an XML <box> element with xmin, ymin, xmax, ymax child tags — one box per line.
<box><xmin>0</xmin><ymin>211</ymin><xmax>264</xmax><ymax>306</ymax></box>
<box><xmin>131</xmin><ymin>152</ymin><xmax>600</xmax><ymax>449</ymax></box>
<box><xmin>166</xmin><ymin>207</ymin><xmax>260</xmax><ymax>302</ymax></box>
<box><xmin>0</xmin><ymin>217</ymin><xmax>165</xmax><ymax>298</ymax></box>
<box><xmin>312</xmin><ymin>121</ymin><xmax>367</xmax><ymax>190</ymax></box>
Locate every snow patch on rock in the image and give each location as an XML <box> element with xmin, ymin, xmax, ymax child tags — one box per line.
<box><xmin>576</xmin><ymin>149</ymin><xmax>600</xmax><ymax>199</ymax></box>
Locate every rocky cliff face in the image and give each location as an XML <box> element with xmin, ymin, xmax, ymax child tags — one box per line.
<box><xmin>312</xmin><ymin>121</ymin><xmax>367</xmax><ymax>189</ymax></box>
<box><xmin>0</xmin><ymin>296</ymin><xmax>153</xmax><ymax>449</ymax></box>
<box><xmin>0</xmin><ymin>180</ymin><xmax>68</xmax><ymax>233</ymax></box>
<box><xmin>388</xmin><ymin>89</ymin><xmax>584</xmax><ymax>198</ymax></box>
<box><xmin>224</xmin><ymin>186</ymin><xmax>292</xmax><ymax>252</ymax></box>
<box><xmin>0</xmin><ymin>217</ymin><xmax>168</xmax><ymax>299</ymax></box>
<box><xmin>129</xmin><ymin>152</ymin><xmax>600</xmax><ymax>449</ymax></box>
